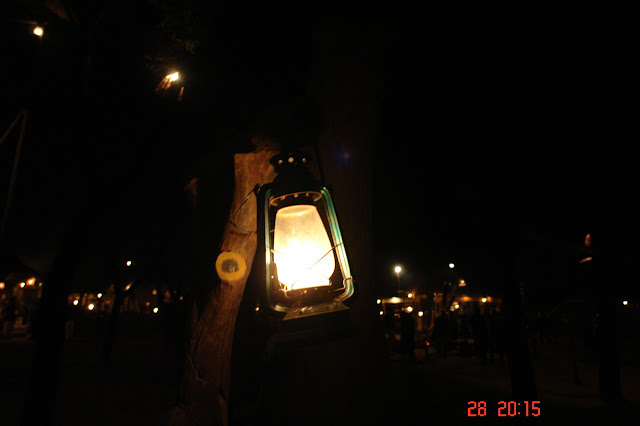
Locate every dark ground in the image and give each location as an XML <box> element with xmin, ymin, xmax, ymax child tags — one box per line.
<box><xmin>1</xmin><ymin>323</ymin><xmax>639</xmax><ymax>425</ymax></box>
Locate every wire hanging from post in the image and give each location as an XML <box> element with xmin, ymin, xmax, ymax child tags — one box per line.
<box><xmin>0</xmin><ymin>110</ymin><xmax>28</xmax><ymax>245</ymax></box>
<box><xmin>313</xmin><ymin>137</ymin><xmax>327</xmax><ymax>187</ymax></box>
<box><xmin>229</xmin><ymin>184</ymin><xmax>260</xmax><ymax>234</ymax></box>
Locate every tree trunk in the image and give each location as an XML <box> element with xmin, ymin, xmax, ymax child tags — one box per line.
<box><xmin>170</xmin><ymin>149</ymin><xmax>276</xmax><ymax>426</ymax></box>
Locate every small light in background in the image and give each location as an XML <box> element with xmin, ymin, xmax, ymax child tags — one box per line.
<box><xmin>418</xmin><ymin>311</ymin><xmax>424</xmax><ymax>317</ymax></box>
<box><xmin>0</xmin><ymin>282</ymin><xmax>4</xmax><ymax>289</ymax></box>
<box><xmin>156</xmin><ymin>72</ymin><xmax>181</xmax><ymax>93</ymax></box>
<box><xmin>153</xmin><ymin>307</ymin><xmax>159</xmax><ymax>314</ymax></box>
<box><xmin>379</xmin><ymin>310</ymin><xmax>384</xmax><ymax>316</ymax></box>
<box><xmin>126</xmin><ymin>260</ymin><xmax>132</xmax><ymax>267</ymax></box>
<box><xmin>73</xmin><ymin>299</ymin><xmax>79</xmax><ymax>306</ymax></box>
<box><xmin>88</xmin><ymin>303</ymin><xmax>95</xmax><ymax>311</ymax></box>
<box><xmin>27</xmin><ymin>278</ymin><xmax>36</xmax><ymax>286</ymax></box>
<box><xmin>481</xmin><ymin>297</ymin><xmax>487</xmax><ymax>303</ymax></box>
<box><xmin>33</xmin><ymin>26</ymin><xmax>43</xmax><ymax>37</ymax></box>
<box><xmin>255</xmin><ymin>306</ymin><xmax>260</xmax><ymax>312</ymax></box>
<box><xmin>152</xmin><ymin>289</ymin><xmax>157</xmax><ymax>295</ymax></box>
<box><xmin>406</xmin><ymin>306</ymin><xmax>413</xmax><ymax>313</ymax></box>
<box><xmin>376</xmin><ymin>299</ymin><xmax>381</xmax><ymax>304</ymax></box>
<box><xmin>407</xmin><ymin>292</ymin><xmax>413</xmax><ymax>299</ymax></box>
<box><xmin>97</xmin><ymin>293</ymin><xmax>102</xmax><ymax>298</ymax></box>
<box><xmin>449</xmin><ymin>263</ymin><xmax>455</xmax><ymax>269</ymax></box>
<box><xmin>623</xmin><ymin>300</ymin><xmax>628</xmax><ymax>306</ymax></box>
<box><xmin>20</xmin><ymin>282</ymin><xmax>25</xmax><ymax>288</ymax></box>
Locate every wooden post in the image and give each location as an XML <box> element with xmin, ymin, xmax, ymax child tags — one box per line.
<box><xmin>171</xmin><ymin>148</ymin><xmax>276</xmax><ymax>426</ymax></box>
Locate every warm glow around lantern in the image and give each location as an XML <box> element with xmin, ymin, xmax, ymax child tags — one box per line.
<box><xmin>273</xmin><ymin>204</ymin><xmax>335</xmax><ymax>290</ymax></box>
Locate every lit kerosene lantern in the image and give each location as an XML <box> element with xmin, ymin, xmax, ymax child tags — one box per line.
<box><xmin>257</xmin><ymin>152</ymin><xmax>354</xmax><ymax>321</ymax></box>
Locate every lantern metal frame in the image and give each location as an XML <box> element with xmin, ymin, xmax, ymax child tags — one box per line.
<box><xmin>257</xmin><ymin>152</ymin><xmax>354</xmax><ymax>317</ymax></box>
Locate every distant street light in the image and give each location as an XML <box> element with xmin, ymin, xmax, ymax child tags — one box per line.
<box><xmin>394</xmin><ymin>265</ymin><xmax>402</xmax><ymax>288</ymax></box>
<box><xmin>623</xmin><ymin>300</ymin><xmax>628</xmax><ymax>306</ymax></box>
<box><xmin>88</xmin><ymin>303</ymin><xmax>95</xmax><ymax>311</ymax></box>
<box><xmin>126</xmin><ymin>260</ymin><xmax>132</xmax><ymax>267</ymax></box>
<box><xmin>481</xmin><ymin>297</ymin><xmax>487</xmax><ymax>303</ymax></box>
<box><xmin>33</xmin><ymin>26</ymin><xmax>43</xmax><ymax>37</ymax></box>
<box><xmin>156</xmin><ymin>71</ymin><xmax>181</xmax><ymax>94</ymax></box>
<box><xmin>449</xmin><ymin>263</ymin><xmax>455</xmax><ymax>269</ymax></box>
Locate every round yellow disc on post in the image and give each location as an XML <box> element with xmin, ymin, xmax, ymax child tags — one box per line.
<box><xmin>215</xmin><ymin>251</ymin><xmax>247</xmax><ymax>282</ymax></box>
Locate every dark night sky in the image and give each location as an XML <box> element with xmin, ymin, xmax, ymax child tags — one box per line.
<box><xmin>1</xmin><ymin>3</ymin><xmax>638</xmax><ymax>306</ymax></box>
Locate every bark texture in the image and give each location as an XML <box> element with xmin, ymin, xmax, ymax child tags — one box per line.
<box><xmin>171</xmin><ymin>149</ymin><xmax>276</xmax><ymax>426</ymax></box>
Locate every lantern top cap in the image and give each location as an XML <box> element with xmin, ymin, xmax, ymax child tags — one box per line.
<box><xmin>270</xmin><ymin>152</ymin><xmax>312</xmax><ymax>174</ymax></box>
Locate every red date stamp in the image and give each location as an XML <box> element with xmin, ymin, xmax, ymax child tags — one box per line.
<box><xmin>468</xmin><ymin>401</ymin><xmax>541</xmax><ymax>417</ymax></box>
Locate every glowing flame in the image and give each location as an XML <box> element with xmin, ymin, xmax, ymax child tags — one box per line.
<box><xmin>273</xmin><ymin>205</ymin><xmax>335</xmax><ymax>290</ymax></box>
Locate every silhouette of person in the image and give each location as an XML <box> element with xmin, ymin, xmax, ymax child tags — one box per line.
<box><xmin>400</xmin><ymin>311</ymin><xmax>416</xmax><ymax>362</ymax></box>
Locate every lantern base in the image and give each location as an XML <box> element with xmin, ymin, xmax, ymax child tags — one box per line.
<box><xmin>283</xmin><ymin>300</ymin><xmax>348</xmax><ymax>321</ymax></box>
<box><xmin>271</xmin><ymin>301</ymin><xmax>355</xmax><ymax>347</ymax></box>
